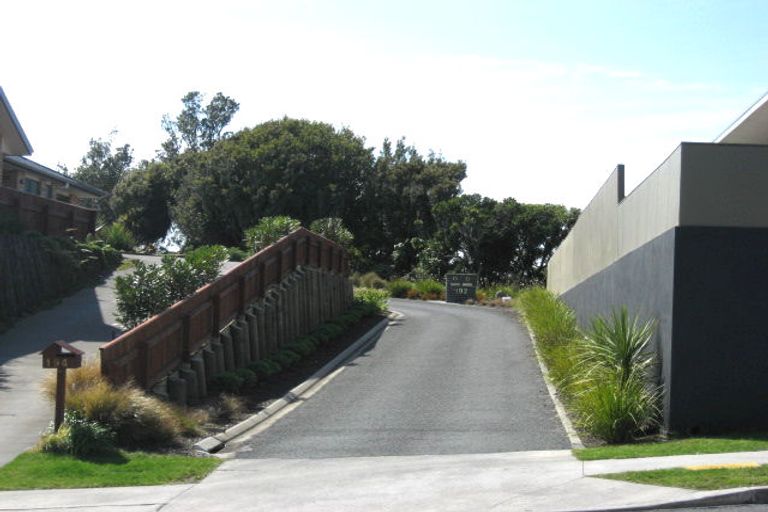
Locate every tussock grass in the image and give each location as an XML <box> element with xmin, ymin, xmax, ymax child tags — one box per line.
<box><xmin>517</xmin><ymin>288</ymin><xmax>661</xmax><ymax>444</ymax></box>
<box><xmin>41</xmin><ymin>359</ymin><xmax>190</xmax><ymax>449</ymax></box>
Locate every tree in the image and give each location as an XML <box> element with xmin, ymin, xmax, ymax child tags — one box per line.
<box><xmin>160</xmin><ymin>91</ymin><xmax>239</xmax><ymax>158</ymax></box>
<box><xmin>111</xmin><ymin>161</ymin><xmax>173</xmax><ymax>244</ymax></box>
<box><xmin>72</xmin><ymin>134</ymin><xmax>133</xmax><ymax>221</ymax></box>
<box><xmin>426</xmin><ymin>196</ymin><xmax>579</xmax><ymax>285</ymax></box>
<box><xmin>356</xmin><ymin>138</ymin><xmax>466</xmax><ymax>273</ymax></box>
<box><xmin>171</xmin><ymin>118</ymin><xmax>373</xmax><ymax>246</ymax></box>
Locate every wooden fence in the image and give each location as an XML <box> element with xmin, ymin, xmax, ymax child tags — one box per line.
<box><xmin>0</xmin><ymin>186</ymin><xmax>97</xmax><ymax>239</ymax></box>
<box><xmin>100</xmin><ymin>227</ymin><xmax>350</xmax><ymax>389</ymax></box>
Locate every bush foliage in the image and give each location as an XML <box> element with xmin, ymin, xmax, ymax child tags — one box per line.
<box><xmin>115</xmin><ymin>245</ymin><xmax>228</xmax><ymax>329</ymax></box>
<box><xmin>98</xmin><ymin>222</ymin><xmax>137</xmax><ymax>252</ymax></box>
<box><xmin>517</xmin><ymin>288</ymin><xmax>661</xmax><ymax>444</ymax></box>
<box><xmin>243</xmin><ymin>216</ymin><xmax>301</xmax><ymax>254</ymax></box>
<box><xmin>41</xmin><ymin>360</ymin><xmax>190</xmax><ymax>450</ymax></box>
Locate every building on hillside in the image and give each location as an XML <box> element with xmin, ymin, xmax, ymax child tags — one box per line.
<box><xmin>0</xmin><ymin>87</ymin><xmax>104</xmax><ymax>237</ymax></box>
<box><xmin>547</xmin><ymin>91</ymin><xmax>768</xmax><ymax>434</ymax></box>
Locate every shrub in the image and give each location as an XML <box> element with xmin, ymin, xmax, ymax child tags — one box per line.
<box><xmin>414</xmin><ymin>279</ymin><xmax>445</xmax><ymax>300</ymax></box>
<box><xmin>286</xmin><ymin>340</ymin><xmax>315</xmax><ymax>356</ymax></box>
<box><xmin>184</xmin><ymin>245</ymin><xmax>229</xmax><ymax>283</ymax></box>
<box><xmin>38</xmin><ymin>411</ymin><xmax>115</xmax><ymax>456</ymax></box>
<box><xmin>98</xmin><ymin>222</ymin><xmax>137</xmax><ymax>252</ymax></box>
<box><xmin>574</xmin><ymin>307</ymin><xmax>661</xmax><ymax>443</ymax></box>
<box><xmin>272</xmin><ymin>349</ymin><xmax>301</xmax><ymax>368</ymax></box>
<box><xmin>387</xmin><ymin>279</ymin><xmax>414</xmax><ymax>298</ymax></box>
<box><xmin>115</xmin><ymin>246</ymin><xmax>227</xmax><ymax>329</ymax></box>
<box><xmin>309</xmin><ymin>218</ymin><xmax>354</xmax><ymax>248</ymax></box>
<box><xmin>234</xmin><ymin>368</ymin><xmax>258</xmax><ymax>388</ymax></box>
<box><xmin>315</xmin><ymin>323</ymin><xmax>344</xmax><ymax>342</ymax></box>
<box><xmin>247</xmin><ymin>360</ymin><xmax>277</xmax><ymax>378</ymax></box>
<box><xmin>42</xmin><ymin>360</ymin><xmax>183</xmax><ymax>449</ymax></box>
<box><xmin>354</xmin><ymin>287</ymin><xmax>389</xmax><ymax>312</ymax></box>
<box><xmin>359</xmin><ymin>272</ymin><xmax>387</xmax><ymax>289</ymax></box>
<box><xmin>243</xmin><ymin>216</ymin><xmax>301</xmax><ymax>253</ymax></box>
<box><xmin>211</xmin><ymin>371</ymin><xmax>245</xmax><ymax>393</ymax></box>
<box><xmin>227</xmin><ymin>246</ymin><xmax>249</xmax><ymax>262</ymax></box>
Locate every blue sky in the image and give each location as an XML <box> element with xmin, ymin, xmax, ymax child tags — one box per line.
<box><xmin>3</xmin><ymin>1</ymin><xmax>768</xmax><ymax>207</ymax></box>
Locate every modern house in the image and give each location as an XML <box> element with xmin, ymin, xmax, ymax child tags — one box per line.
<box><xmin>0</xmin><ymin>87</ymin><xmax>104</xmax><ymax>237</ymax></box>
<box><xmin>547</xmin><ymin>92</ymin><xmax>768</xmax><ymax>434</ymax></box>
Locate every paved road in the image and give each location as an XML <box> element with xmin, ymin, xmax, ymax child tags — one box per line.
<box><xmin>0</xmin><ymin>255</ymin><xmax>240</xmax><ymax>467</ymax></box>
<box><xmin>233</xmin><ymin>299</ymin><xmax>570</xmax><ymax>459</ymax></box>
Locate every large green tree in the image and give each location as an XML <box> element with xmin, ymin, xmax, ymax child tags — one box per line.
<box><xmin>160</xmin><ymin>91</ymin><xmax>240</xmax><ymax>159</ymax></box>
<box><xmin>71</xmin><ymin>134</ymin><xmax>133</xmax><ymax>220</ymax></box>
<box><xmin>171</xmin><ymin>118</ymin><xmax>374</xmax><ymax>246</ymax></box>
<box><xmin>355</xmin><ymin>138</ymin><xmax>467</xmax><ymax>274</ymax></box>
<box><xmin>424</xmin><ymin>195</ymin><xmax>579</xmax><ymax>285</ymax></box>
<box><xmin>111</xmin><ymin>161</ymin><xmax>173</xmax><ymax>244</ymax></box>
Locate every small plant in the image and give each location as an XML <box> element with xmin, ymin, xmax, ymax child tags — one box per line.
<box><xmin>309</xmin><ymin>218</ymin><xmax>354</xmax><ymax>248</ymax></box>
<box><xmin>234</xmin><ymin>368</ymin><xmax>259</xmax><ymax>388</ymax></box>
<box><xmin>243</xmin><ymin>216</ymin><xmax>301</xmax><ymax>253</ymax></box>
<box><xmin>387</xmin><ymin>279</ymin><xmax>414</xmax><ymax>298</ymax></box>
<box><xmin>98</xmin><ymin>222</ymin><xmax>137</xmax><ymax>252</ymax></box>
<box><xmin>272</xmin><ymin>349</ymin><xmax>301</xmax><ymax>368</ymax></box>
<box><xmin>574</xmin><ymin>307</ymin><xmax>661</xmax><ymax>443</ymax></box>
<box><xmin>227</xmin><ymin>246</ymin><xmax>249</xmax><ymax>262</ymax></box>
<box><xmin>359</xmin><ymin>272</ymin><xmax>387</xmax><ymax>289</ymax></box>
<box><xmin>414</xmin><ymin>279</ymin><xmax>445</xmax><ymax>300</ymax></box>
<box><xmin>211</xmin><ymin>371</ymin><xmax>245</xmax><ymax>393</ymax></box>
<box><xmin>354</xmin><ymin>287</ymin><xmax>389</xmax><ymax>312</ymax></box>
<box><xmin>37</xmin><ymin>411</ymin><xmax>115</xmax><ymax>456</ymax></box>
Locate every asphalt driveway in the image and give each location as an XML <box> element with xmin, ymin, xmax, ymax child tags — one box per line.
<box><xmin>233</xmin><ymin>299</ymin><xmax>570</xmax><ymax>459</ymax></box>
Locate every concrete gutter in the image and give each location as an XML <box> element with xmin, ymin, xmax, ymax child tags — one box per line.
<box><xmin>523</xmin><ymin>319</ymin><xmax>584</xmax><ymax>449</ymax></box>
<box><xmin>194</xmin><ymin>315</ymin><xmax>391</xmax><ymax>453</ymax></box>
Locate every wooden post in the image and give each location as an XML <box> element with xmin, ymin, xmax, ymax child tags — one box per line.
<box><xmin>55</xmin><ymin>367</ymin><xmax>66</xmax><ymax>431</ymax></box>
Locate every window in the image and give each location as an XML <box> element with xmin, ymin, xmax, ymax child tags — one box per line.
<box><xmin>23</xmin><ymin>178</ymin><xmax>41</xmax><ymax>195</ymax></box>
<box><xmin>46</xmin><ymin>184</ymin><xmax>53</xmax><ymax>199</ymax></box>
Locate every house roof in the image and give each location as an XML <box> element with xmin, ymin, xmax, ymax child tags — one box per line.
<box><xmin>3</xmin><ymin>155</ymin><xmax>107</xmax><ymax>197</ymax></box>
<box><xmin>0</xmin><ymin>87</ymin><xmax>33</xmax><ymax>155</ymax></box>
<box><xmin>715</xmin><ymin>90</ymin><xmax>768</xmax><ymax>144</ymax></box>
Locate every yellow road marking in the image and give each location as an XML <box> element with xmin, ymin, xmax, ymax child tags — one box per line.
<box><xmin>685</xmin><ymin>462</ymin><xmax>760</xmax><ymax>471</ymax></box>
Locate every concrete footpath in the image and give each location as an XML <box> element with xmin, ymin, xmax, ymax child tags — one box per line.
<box><xmin>4</xmin><ymin>449</ymin><xmax>768</xmax><ymax>511</ymax></box>
<box><xmin>0</xmin><ymin>256</ymin><xmax>239</xmax><ymax>467</ymax></box>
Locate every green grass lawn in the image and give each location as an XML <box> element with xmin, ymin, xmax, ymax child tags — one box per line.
<box><xmin>0</xmin><ymin>451</ymin><xmax>221</xmax><ymax>490</ymax></box>
<box><xmin>599</xmin><ymin>464</ymin><xmax>768</xmax><ymax>490</ymax></box>
<box><xmin>574</xmin><ymin>436</ymin><xmax>768</xmax><ymax>461</ymax></box>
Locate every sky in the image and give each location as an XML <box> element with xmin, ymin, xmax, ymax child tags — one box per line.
<box><xmin>3</xmin><ymin>0</ymin><xmax>768</xmax><ymax>209</ymax></box>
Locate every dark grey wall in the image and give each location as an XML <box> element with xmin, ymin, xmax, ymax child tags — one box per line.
<box><xmin>671</xmin><ymin>226</ymin><xmax>768</xmax><ymax>432</ymax></box>
<box><xmin>560</xmin><ymin>228</ymin><xmax>677</xmax><ymax>427</ymax></box>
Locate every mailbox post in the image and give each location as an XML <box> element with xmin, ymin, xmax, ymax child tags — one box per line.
<box><xmin>41</xmin><ymin>341</ymin><xmax>84</xmax><ymax>431</ymax></box>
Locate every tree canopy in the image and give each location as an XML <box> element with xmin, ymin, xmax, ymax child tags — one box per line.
<box><xmin>96</xmin><ymin>91</ymin><xmax>579</xmax><ymax>284</ymax></box>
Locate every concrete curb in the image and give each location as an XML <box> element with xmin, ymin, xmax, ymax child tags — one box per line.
<box><xmin>194</xmin><ymin>315</ymin><xmax>390</xmax><ymax>453</ymax></box>
<box><xmin>521</xmin><ymin>318</ymin><xmax>585</xmax><ymax>449</ymax></box>
<box><xmin>580</xmin><ymin>486</ymin><xmax>768</xmax><ymax>511</ymax></box>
